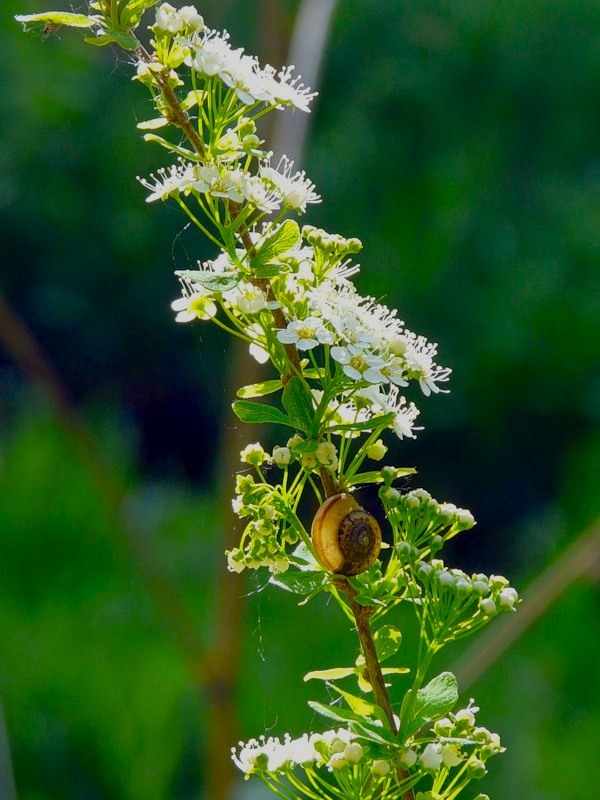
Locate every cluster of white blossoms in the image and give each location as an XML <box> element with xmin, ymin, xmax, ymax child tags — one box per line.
<box><xmin>232</xmin><ymin>703</ymin><xmax>505</xmax><ymax>791</ymax></box>
<box><xmin>232</xmin><ymin>728</ymin><xmax>366</xmax><ymax>776</ymax></box>
<box><xmin>170</xmin><ymin>222</ymin><xmax>450</xmax><ymax>444</ymax></box>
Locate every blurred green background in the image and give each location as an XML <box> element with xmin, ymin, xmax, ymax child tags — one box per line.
<box><xmin>1</xmin><ymin>1</ymin><xmax>599</xmax><ymax>799</ymax></box>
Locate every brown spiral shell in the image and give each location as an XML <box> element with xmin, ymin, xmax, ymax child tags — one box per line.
<box><xmin>311</xmin><ymin>493</ymin><xmax>382</xmax><ymax>577</ymax></box>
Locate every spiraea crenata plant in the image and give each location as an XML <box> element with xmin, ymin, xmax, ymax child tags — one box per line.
<box><xmin>16</xmin><ymin>4</ymin><xmax>519</xmax><ymax>799</ymax></box>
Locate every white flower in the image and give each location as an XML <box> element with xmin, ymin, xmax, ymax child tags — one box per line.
<box><xmin>171</xmin><ymin>290</ymin><xmax>217</xmax><ymax>322</ymax></box>
<box><xmin>420</xmin><ymin>743</ymin><xmax>442</xmax><ymax>771</ymax></box>
<box><xmin>240</xmin><ymin>442</ymin><xmax>268</xmax><ymax>466</ymax></box>
<box><xmin>138</xmin><ymin>162</ymin><xmax>195</xmax><ymax>202</ymax></box>
<box><xmin>242</xmin><ymin>174</ymin><xmax>281</xmax><ymax>213</ymax></box>
<box><xmin>191</xmin><ymin>164</ymin><xmax>244</xmax><ymax>202</ymax></box>
<box><xmin>441</xmin><ymin>744</ymin><xmax>463</xmax><ymax>767</ymax></box>
<box><xmin>330</xmin><ymin>344</ymin><xmax>387</xmax><ymax>383</ymax></box>
<box><xmin>256</xmin><ymin>63</ymin><xmax>317</xmax><ymax>111</ymax></box>
<box><xmin>229</xmin><ymin>283</ymin><xmax>268</xmax><ymax>314</ymax></box>
<box><xmin>392</xmin><ymin>400</ymin><xmax>421</xmax><ymax>440</ymax></box>
<box><xmin>316</xmin><ymin>441</ymin><xmax>338</xmax><ymax>469</ymax></box>
<box><xmin>261</xmin><ymin>156</ymin><xmax>321</xmax><ymax>212</ymax></box>
<box><xmin>277</xmin><ymin>317</ymin><xmax>334</xmax><ymax>351</ymax></box>
<box><xmin>155</xmin><ymin>3</ymin><xmax>185</xmax><ymax>33</ymax></box>
<box><xmin>403</xmin><ymin>332</ymin><xmax>451</xmax><ymax>396</ymax></box>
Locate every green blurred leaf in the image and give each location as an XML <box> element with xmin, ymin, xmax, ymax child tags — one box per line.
<box><xmin>15</xmin><ymin>12</ymin><xmax>96</xmax><ymax>28</ymax></box>
<box><xmin>237</xmin><ymin>379</ymin><xmax>283</xmax><ymax>399</ymax></box>
<box><xmin>374</xmin><ymin>625</ymin><xmax>402</xmax><ymax>661</ymax></box>
<box><xmin>401</xmin><ymin>672</ymin><xmax>458</xmax><ymax>738</ymax></box>
<box><xmin>176</xmin><ymin>270</ymin><xmax>240</xmax><ymax>293</ymax></box>
<box><xmin>304</xmin><ymin>667</ymin><xmax>356</xmax><ymax>682</ymax></box>
<box><xmin>232</xmin><ymin>400</ymin><xmax>294</xmax><ymax>428</ymax></box>
<box><xmin>251</xmin><ymin>220</ymin><xmax>300</xmax><ymax>276</ymax></box>
<box><xmin>269</xmin><ymin>570</ymin><xmax>326</xmax><ymax>596</ymax></box>
<box><xmin>282</xmin><ymin>377</ymin><xmax>314</xmax><ymax>434</ymax></box>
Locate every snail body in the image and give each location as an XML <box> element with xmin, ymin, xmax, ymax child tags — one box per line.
<box><xmin>311</xmin><ymin>493</ymin><xmax>382</xmax><ymax>576</ymax></box>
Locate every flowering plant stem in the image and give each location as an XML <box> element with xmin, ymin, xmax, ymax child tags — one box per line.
<box><xmin>16</xmin><ymin>4</ymin><xmax>520</xmax><ymax>799</ymax></box>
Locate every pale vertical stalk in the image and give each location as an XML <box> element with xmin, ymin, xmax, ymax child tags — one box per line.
<box><xmin>204</xmin><ymin>3</ymin><xmax>340</xmax><ymax>798</ymax></box>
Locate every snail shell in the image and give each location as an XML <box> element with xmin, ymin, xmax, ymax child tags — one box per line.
<box><xmin>311</xmin><ymin>493</ymin><xmax>382</xmax><ymax>577</ymax></box>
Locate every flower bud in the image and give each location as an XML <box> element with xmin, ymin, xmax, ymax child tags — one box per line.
<box><xmin>430</xmin><ymin>534</ymin><xmax>444</xmax><ymax>553</ymax></box>
<box><xmin>420</xmin><ymin>743</ymin><xmax>442</xmax><ymax>771</ymax></box>
<box><xmin>329</xmin><ymin>752</ymin><xmax>348</xmax><ymax>770</ymax></box>
<box><xmin>454</xmin><ymin>578</ymin><xmax>473</xmax><ymax>597</ymax></box>
<box><xmin>466</xmin><ymin>756</ymin><xmax>487</xmax><ymax>779</ymax></box>
<box><xmin>405</xmin><ymin>494</ymin><xmax>420</xmax><ymax>509</ymax></box>
<box><xmin>343</xmin><ymin>742</ymin><xmax>363</xmax><ymax>763</ymax></box>
<box><xmin>472</xmin><ymin>580</ymin><xmax>490</xmax><ymax>596</ymax></box>
<box><xmin>382</xmin><ymin>487</ymin><xmax>401</xmax><ymax>504</ymax></box>
<box><xmin>389</xmin><ymin>335</ymin><xmax>407</xmax><ymax>356</ymax></box>
<box><xmin>499</xmin><ymin>587</ymin><xmax>519</xmax><ymax>608</ymax></box>
<box><xmin>367</xmin><ymin>439</ymin><xmax>388</xmax><ymax>461</ymax></box>
<box><xmin>272</xmin><ymin>446</ymin><xmax>291</xmax><ymax>467</ymax></box>
<box><xmin>400</xmin><ymin>749</ymin><xmax>418</xmax><ymax>767</ymax></box>
<box><xmin>372</xmin><ymin>759</ymin><xmax>391</xmax><ymax>776</ymax></box>
<box><xmin>479</xmin><ymin>598</ymin><xmax>497</xmax><ymax>615</ymax></box>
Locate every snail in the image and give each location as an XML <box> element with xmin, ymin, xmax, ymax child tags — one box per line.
<box><xmin>311</xmin><ymin>493</ymin><xmax>382</xmax><ymax>577</ymax></box>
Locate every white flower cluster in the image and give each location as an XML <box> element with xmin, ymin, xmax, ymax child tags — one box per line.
<box><xmin>400</xmin><ymin>701</ymin><xmax>504</xmax><ymax>782</ymax></box>
<box><xmin>170</xmin><ymin>222</ymin><xmax>449</xmax><ymax>443</ymax></box>
<box><xmin>226</xmin><ymin>473</ymin><xmax>299</xmax><ymax>575</ymax></box>
<box><xmin>381</xmin><ymin>487</ymin><xmax>476</xmax><ymax>556</ymax></box>
<box><xmin>152</xmin><ymin>4</ymin><xmax>316</xmax><ymax>110</ymax></box>
<box><xmin>139</xmin><ymin>154</ymin><xmax>320</xmax><ymax>213</ymax></box>
<box><xmin>232</xmin><ymin>728</ymin><xmax>359</xmax><ymax>775</ymax></box>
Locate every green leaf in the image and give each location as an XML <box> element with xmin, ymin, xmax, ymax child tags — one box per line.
<box><xmin>15</xmin><ymin>12</ymin><xmax>96</xmax><ymax>28</ymax></box>
<box><xmin>290</xmin><ymin>542</ymin><xmax>320</xmax><ymax>571</ymax></box>
<box><xmin>143</xmin><ymin>133</ymin><xmax>197</xmax><ymax>160</ymax></box>
<box><xmin>402</xmin><ymin>672</ymin><xmax>459</xmax><ymax>738</ymax></box>
<box><xmin>176</xmin><ymin>270</ymin><xmax>241</xmax><ymax>293</ymax></box>
<box><xmin>282</xmin><ymin>377</ymin><xmax>314</xmax><ymax>434</ymax></box>
<box><xmin>308</xmin><ymin>702</ymin><xmax>396</xmax><ymax>745</ymax></box>
<box><xmin>237</xmin><ymin>380</ymin><xmax>283</xmax><ymax>399</ymax></box>
<box><xmin>250</xmin><ymin>220</ymin><xmax>300</xmax><ymax>275</ymax></box>
<box><xmin>328</xmin><ymin>684</ymin><xmax>379</xmax><ymax>718</ymax></box>
<box><xmin>304</xmin><ymin>667</ymin><xmax>356</xmax><ymax>682</ymax></box>
<box><xmin>107</xmin><ymin>29</ymin><xmax>140</xmax><ymax>49</ymax></box>
<box><xmin>329</xmin><ymin>413</ymin><xmax>396</xmax><ymax>433</ymax></box>
<box><xmin>137</xmin><ymin>117</ymin><xmax>169</xmax><ymax>130</ymax></box>
<box><xmin>269</xmin><ymin>570</ymin><xmax>326</xmax><ymax>596</ymax></box>
<box><xmin>374</xmin><ymin>625</ymin><xmax>403</xmax><ymax>661</ymax></box>
<box><xmin>232</xmin><ymin>400</ymin><xmax>294</xmax><ymax>428</ymax></box>
<box><xmin>348</xmin><ymin>467</ymin><xmax>416</xmax><ymax>487</ymax></box>
<box><xmin>354</xmin><ymin>593</ymin><xmax>386</xmax><ymax>608</ymax></box>
<box><xmin>84</xmin><ymin>34</ymin><xmax>114</xmax><ymax>46</ymax></box>
<box><xmin>292</xmin><ymin>438</ymin><xmax>319</xmax><ymax>454</ymax></box>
